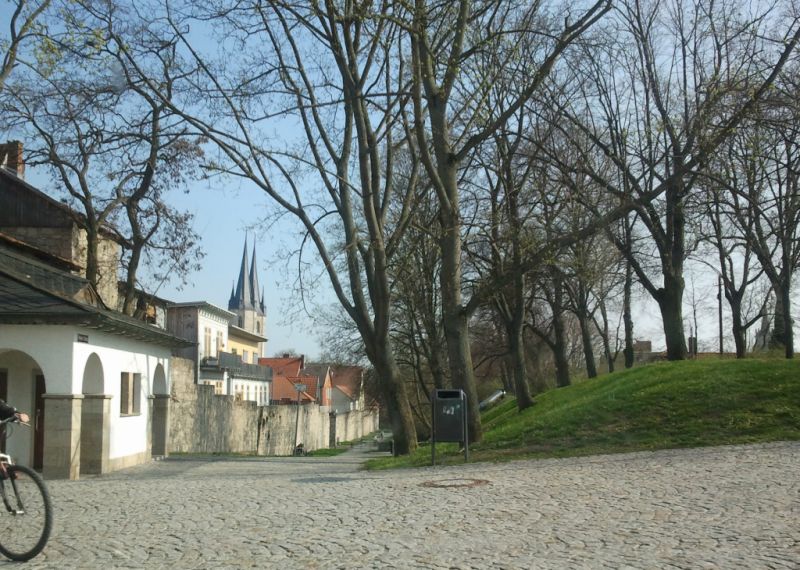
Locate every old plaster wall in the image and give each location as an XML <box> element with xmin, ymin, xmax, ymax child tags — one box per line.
<box><xmin>335</xmin><ymin>409</ymin><xmax>380</xmax><ymax>445</ymax></box>
<box><xmin>168</xmin><ymin>357</ymin><xmax>378</xmax><ymax>456</ymax></box>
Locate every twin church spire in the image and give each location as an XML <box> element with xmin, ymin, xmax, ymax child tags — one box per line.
<box><xmin>228</xmin><ymin>236</ymin><xmax>266</xmax><ymax>317</ymax></box>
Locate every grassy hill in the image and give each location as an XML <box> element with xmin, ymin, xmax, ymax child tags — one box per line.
<box><xmin>364</xmin><ymin>358</ymin><xmax>800</xmax><ymax>470</ymax></box>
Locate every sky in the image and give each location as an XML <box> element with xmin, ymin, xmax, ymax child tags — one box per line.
<box><xmin>19</xmin><ymin>162</ymin><xmax>328</xmax><ymax>359</ymax></box>
<box><xmin>4</xmin><ymin>2</ymin><xmax>795</xmax><ymax>364</ymax></box>
<box><xmin>0</xmin><ymin>2</ymin><xmax>328</xmax><ymax>360</ymax></box>
<box><xmin>17</xmin><ymin>159</ymin><xmax>771</xmax><ymax>362</ymax></box>
<box><xmin>154</xmin><ymin>179</ymin><xmax>327</xmax><ymax>359</ymax></box>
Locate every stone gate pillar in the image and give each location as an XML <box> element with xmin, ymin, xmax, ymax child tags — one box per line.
<box><xmin>42</xmin><ymin>394</ymin><xmax>83</xmax><ymax>480</ymax></box>
<box><xmin>151</xmin><ymin>394</ymin><xmax>170</xmax><ymax>457</ymax></box>
<box><xmin>80</xmin><ymin>394</ymin><xmax>111</xmax><ymax>475</ymax></box>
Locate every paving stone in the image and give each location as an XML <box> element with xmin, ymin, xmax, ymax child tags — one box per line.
<box><xmin>1</xmin><ymin>441</ymin><xmax>797</xmax><ymax>569</ymax></box>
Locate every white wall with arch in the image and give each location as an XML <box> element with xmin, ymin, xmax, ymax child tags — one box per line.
<box><xmin>1</xmin><ymin>323</ymin><xmax>173</xmax><ymax>473</ymax></box>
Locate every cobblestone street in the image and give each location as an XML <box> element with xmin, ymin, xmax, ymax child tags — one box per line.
<box><xmin>4</xmin><ymin>441</ymin><xmax>798</xmax><ymax>569</ymax></box>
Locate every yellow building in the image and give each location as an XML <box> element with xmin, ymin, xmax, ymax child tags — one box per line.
<box><xmin>227</xmin><ymin>324</ymin><xmax>266</xmax><ymax>365</ymax></box>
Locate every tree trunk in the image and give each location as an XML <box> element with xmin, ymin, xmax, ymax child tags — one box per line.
<box><xmin>730</xmin><ymin>303</ymin><xmax>747</xmax><ymax>358</ymax></box>
<box><xmin>577</xmin><ymin>313</ymin><xmax>597</xmax><ymax>378</ymax></box>
<box><xmin>552</xmin><ymin>281</ymin><xmax>571</xmax><ymax>387</ymax></box>
<box><xmin>437</xmin><ymin>154</ymin><xmax>482</xmax><ymax>443</ymax></box>
<box><xmin>439</xmin><ymin>286</ymin><xmax>482</xmax><ymax>442</ymax></box>
<box><xmin>122</xmin><ymin>236</ymin><xmax>145</xmax><ymax>316</ymax></box>
<box><xmin>507</xmin><ymin>311</ymin><xmax>534</xmax><ymax>410</ymax></box>
<box><xmin>552</xmin><ymin>317</ymin><xmax>571</xmax><ymax>387</ymax></box>
<box><xmin>370</xmin><ymin>340</ymin><xmax>417</xmax><ymax>455</ymax></box>
<box><xmin>656</xmin><ymin>274</ymin><xmax>688</xmax><ymax>360</ymax></box>
<box><xmin>623</xmin><ymin>260</ymin><xmax>635</xmax><ymax>369</ymax></box>
<box><xmin>598</xmin><ymin>299</ymin><xmax>614</xmax><ymax>374</ymax></box>
<box><xmin>83</xmin><ymin>225</ymin><xmax>100</xmax><ymax>291</ymax></box>
<box><xmin>771</xmin><ymin>279</ymin><xmax>794</xmax><ymax>359</ymax></box>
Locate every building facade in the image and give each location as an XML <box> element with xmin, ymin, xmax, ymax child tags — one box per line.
<box><xmin>166</xmin><ymin>302</ymin><xmax>271</xmax><ymax>403</ymax></box>
<box><xmin>0</xmin><ymin>234</ymin><xmax>188</xmax><ymax>479</ymax></box>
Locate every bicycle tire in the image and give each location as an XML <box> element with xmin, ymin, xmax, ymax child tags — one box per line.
<box><xmin>0</xmin><ymin>464</ymin><xmax>53</xmax><ymax>561</ymax></box>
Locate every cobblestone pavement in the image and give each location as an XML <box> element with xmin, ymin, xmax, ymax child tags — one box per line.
<box><xmin>3</xmin><ymin>441</ymin><xmax>798</xmax><ymax>569</ymax></box>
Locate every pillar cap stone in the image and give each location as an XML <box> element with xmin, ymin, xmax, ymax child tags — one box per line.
<box><xmin>42</xmin><ymin>393</ymin><xmax>85</xmax><ymax>400</ymax></box>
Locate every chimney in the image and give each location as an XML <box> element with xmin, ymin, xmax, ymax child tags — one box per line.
<box><xmin>0</xmin><ymin>141</ymin><xmax>25</xmax><ymax>178</ymax></box>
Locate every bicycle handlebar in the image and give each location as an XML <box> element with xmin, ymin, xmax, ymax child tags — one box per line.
<box><xmin>0</xmin><ymin>416</ymin><xmax>28</xmax><ymax>427</ymax></box>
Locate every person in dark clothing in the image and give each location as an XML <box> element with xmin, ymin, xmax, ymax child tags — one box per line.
<box><xmin>0</xmin><ymin>399</ymin><xmax>29</xmax><ymax>423</ymax></box>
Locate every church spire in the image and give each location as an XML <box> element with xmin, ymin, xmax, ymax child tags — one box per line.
<box><xmin>229</xmin><ymin>236</ymin><xmax>251</xmax><ymax>311</ymax></box>
<box><xmin>249</xmin><ymin>243</ymin><xmax>263</xmax><ymax>315</ymax></box>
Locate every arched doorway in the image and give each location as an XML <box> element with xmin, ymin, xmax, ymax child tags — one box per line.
<box><xmin>80</xmin><ymin>353</ymin><xmax>109</xmax><ymax>476</ymax></box>
<box><xmin>150</xmin><ymin>363</ymin><xmax>169</xmax><ymax>457</ymax></box>
<box><xmin>0</xmin><ymin>349</ymin><xmax>45</xmax><ymax>469</ymax></box>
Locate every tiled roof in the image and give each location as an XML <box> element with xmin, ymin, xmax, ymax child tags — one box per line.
<box><xmin>0</xmin><ymin>251</ymin><xmax>193</xmax><ymax>348</ymax></box>
<box><xmin>0</xmin><ymin>231</ymin><xmax>81</xmax><ymax>273</ymax></box>
<box><xmin>259</xmin><ymin>355</ymin><xmax>305</xmax><ymax>377</ymax></box>
<box><xmin>270</xmin><ymin>374</ymin><xmax>315</xmax><ymax>403</ymax></box>
<box><xmin>303</xmin><ymin>364</ymin><xmax>330</xmax><ymax>381</ymax></box>
<box><xmin>0</xmin><ymin>245</ymin><xmax>100</xmax><ymax>306</ymax></box>
<box><xmin>330</xmin><ymin>365</ymin><xmax>364</xmax><ymax>401</ymax></box>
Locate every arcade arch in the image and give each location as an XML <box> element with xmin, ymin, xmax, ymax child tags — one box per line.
<box><xmin>151</xmin><ymin>363</ymin><xmax>169</xmax><ymax>457</ymax></box>
<box><xmin>80</xmin><ymin>353</ymin><xmax>109</xmax><ymax>476</ymax></box>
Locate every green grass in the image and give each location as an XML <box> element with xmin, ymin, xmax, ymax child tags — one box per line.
<box><xmin>365</xmin><ymin>358</ymin><xmax>800</xmax><ymax>470</ymax></box>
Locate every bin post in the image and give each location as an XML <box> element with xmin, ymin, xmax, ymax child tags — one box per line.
<box><xmin>431</xmin><ymin>389</ymin><xmax>469</xmax><ymax>466</ymax></box>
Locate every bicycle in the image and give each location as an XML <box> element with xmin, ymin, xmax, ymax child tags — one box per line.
<box><xmin>0</xmin><ymin>416</ymin><xmax>53</xmax><ymax>561</ymax></box>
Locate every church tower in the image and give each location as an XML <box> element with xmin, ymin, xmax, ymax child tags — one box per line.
<box><xmin>228</xmin><ymin>237</ymin><xmax>267</xmax><ymax>356</ymax></box>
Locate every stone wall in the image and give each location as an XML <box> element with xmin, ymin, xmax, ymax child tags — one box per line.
<box><xmin>2</xmin><ymin>226</ymin><xmax>120</xmax><ymax>308</ymax></box>
<box><xmin>334</xmin><ymin>409</ymin><xmax>380</xmax><ymax>445</ymax></box>
<box><xmin>168</xmin><ymin>357</ymin><xmax>378</xmax><ymax>456</ymax></box>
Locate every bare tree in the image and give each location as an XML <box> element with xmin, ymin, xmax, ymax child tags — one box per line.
<box><xmin>716</xmin><ymin>67</ymin><xmax>800</xmax><ymax>358</ymax></box>
<box><xmin>473</xmin><ymin>108</ymin><xmax>539</xmax><ymax>410</ymax></box>
<box><xmin>553</xmin><ymin>0</ymin><xmax>800</xmax><ymax>360</ymax></box>
<box><xmin>407</xmin><ymin>0</ymin><xmax>611</xmax><ymax>441</ymax></box>
<box><xmin>0</xmin><ymin>0</ymin><xmax>50</xmax><ymax>91</ymax></box>
<box><xmin>2</xmin><ymin>3</ymin><xmax>204</xmax><ymax>311</ymax></box>
<box><xmin>391</xmin><ymin>186</ymin><xmax>448</xmax><ymax>394</ymax></box>
<box><xmin>116</xmin><ymin>1</ymin><xmax>422</xmax><ymax>453</ymax></box>
<box><xmin>695</xmin><ymin>156</ymin><xmax>767</xmax><ymax>358</ymax></box>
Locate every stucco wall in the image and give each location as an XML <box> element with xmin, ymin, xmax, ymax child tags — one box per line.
<box><xmin>169</xmin><ymin>357</ymin><xmax>260</xmax><ymax>454</ymax></box>
<box><xmin>1</xmin><ymin>323</ymin><xmax>174</xmax><ymax>478</ymax></box>
<box><xmin>168</xmin><ymin>357</ymin><xmax>378</xmax><ymax>456</ymax></box>
<box><xmin>335</xmin><ymin>409</ymin><xmax>380</xmax><ymax>444</ymax></box>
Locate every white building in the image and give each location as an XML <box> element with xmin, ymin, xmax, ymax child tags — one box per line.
<box><xmin>166</xmin><ymin>302</ymin><xmax>271</xmax><ymax>402</ymax></box>
<box><xmin>0</xmin><ymin>243</ymin><xmax>190</xmax><ymax>479</ymax></box>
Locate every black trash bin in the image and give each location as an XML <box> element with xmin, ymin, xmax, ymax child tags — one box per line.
<box><xmin>431</xmin><ymin>389</ymin><xmax>468</xmax><ymax>464</ymax></box>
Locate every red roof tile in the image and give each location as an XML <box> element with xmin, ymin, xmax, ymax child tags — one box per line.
<box><xmin>259</xmin><ymin>355</ymin><xmax>305</xmax><ymax>377</ymax></box>
<box><xmin>330</xmin><ymin>365</ymin><xmax>363</xmax><ymax>401</ymax></box>
<box><xmin>270</xmin><ymin>373</ymin><xmax>315</xmax><ymax>403</ymax></box>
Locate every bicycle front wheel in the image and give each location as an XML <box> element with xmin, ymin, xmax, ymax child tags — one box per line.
<box><xmin>0</xmin><ymin>464</ymin><xmax>53</xmax><ymax>561</ymax></box>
